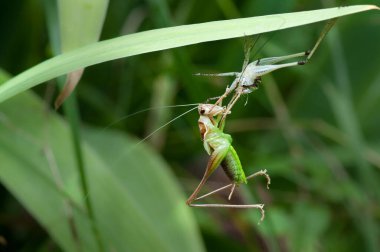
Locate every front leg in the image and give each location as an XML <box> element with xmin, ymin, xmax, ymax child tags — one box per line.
<box><xmin>212</xmin><ymin>77</ymin><xmax>239</xmax><ymax>108</ymax></box>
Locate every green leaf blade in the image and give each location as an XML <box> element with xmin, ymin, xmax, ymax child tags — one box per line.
<box><xmin>0</xmin><ymin>5</ymin><xmax>378</xmax><ymax>103</ymax></box>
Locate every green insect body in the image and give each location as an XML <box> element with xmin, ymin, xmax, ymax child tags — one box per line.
<box><xmin>187</xmin><ymin>104</ymin><xmax>270</xmax><ymax>221</ymax></box>
<box><xmin>221</xmin><ymin>146</ymin><xmax>247</xmax><ymax>184</ymax></box>
<box><xmin>200</xmin><ymin>115</ymin><xmax>247</xmax><ymax>185</ymax></box>
<box><xmin>186</xmin><ymin>104</ymin><xmax>247</xmax><ymax>205</ymax></box>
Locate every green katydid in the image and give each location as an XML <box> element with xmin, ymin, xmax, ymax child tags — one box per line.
<box><xmin>104</xmin><ymin>102</ymin><xmax>269</xmax><ymax>221</ymax></box>
<box><xmin>186</xmin><ymin>104</ymin><xmax>270</xmax><ymax>222</ymax></box>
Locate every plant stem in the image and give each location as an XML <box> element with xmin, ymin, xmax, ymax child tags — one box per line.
<box><xmin>60</xmin><ymin>80</ymin><xmax>105</xmax><ymax>252</ymax></box>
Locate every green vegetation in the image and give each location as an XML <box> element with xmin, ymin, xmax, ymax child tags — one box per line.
<box><xmin>0</xmin><ymin>1</ymin><xmax>379</xmax><ymax>251</ymax></box>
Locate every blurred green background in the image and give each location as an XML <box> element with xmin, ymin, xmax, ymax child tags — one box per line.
<box><xmin>1</xmin><ymin>0</ymin><xmax>380</xmax><ymax>251</ymax></box>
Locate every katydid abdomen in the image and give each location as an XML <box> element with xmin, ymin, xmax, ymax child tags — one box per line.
<box><xmin>221</xmin><ymin>146</ymin><xmax>247</xmax><ymax>184</ymax></box>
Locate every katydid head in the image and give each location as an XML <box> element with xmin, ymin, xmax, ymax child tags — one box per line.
<box><xmin>198</xmin><ymin>104</ymin><xmax>228</xmax><ymax>141</ymax></box>
<box><xmin>198</xmin><ymin>104</ymin><xmax>230</xmax><ymax>117</ymax></box>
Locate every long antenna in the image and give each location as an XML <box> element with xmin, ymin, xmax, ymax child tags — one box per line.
<box><xmin>133</xmin><ymin>106</ymin><xmax>199</xmax><ymax>148</ymax></box>
<box><xmin>102</xmin><ymin>103</ymin><xmax>200</xmax><ymax>131</ymax></box>
<box><xmin>252</xmin><ymin>31</ymin><xmax>277</xmax><ymax>60</ymax></box>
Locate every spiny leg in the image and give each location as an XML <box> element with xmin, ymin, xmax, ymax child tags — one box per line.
<box><xmin>186</xmin><ymin>144</ymin><xmax>230</xmax><ymax>206</ymax></box>
<box><xmin>228</xmin><ymin>183</ymin><xmax>236</xmax><ymax>200</ymax></box>
<box><xmin>211</xmin><ymin>77</ymin><xmax>240</xmax><ymax>109</ymax></box>
<box><xmin>252</xmin><ymin>61</ymin><xmax>309</xmax><ymax>78</ymax></box>
<box><xmin>191</xmin><ymin>169</ymin><xmax>270</xmax><ymax>223</ymax></box>
<box><xmin>219</xmin><ymin>89</ymin><xmax>243</xmax><ymax>127</ymax></box>
<box><xmin>194</xmin><ymin>71</ymin><xmax>242</xmax><ymax>109</ymax></box>
<box><xmin>245</xmin><ymin>39</ymin><xmax>337</xmax><ymax>80</ymax></box>
<box><xmin>194</xmin><ymin>169</ymin><xmax>270</xmax><ymax>202</ymax></box>
<box><xmin>193</xmin><ymin>72</ymin><xmax>240</xmax><ymax>77</ymax></box>
<box><xmin>213</xmin><ymin>88</ymin><xmax>231</xmax><ymax>107</ymax></box>
<box><xmin>306</xmin><ymin>18</ymin><xmax>337</xmax><ymax>62</ymax></box>
<box><xmin>255</xmin><ymin>18</ymin><xmax>337</xmax><ymax>67</ymax></box>
<box><xmin>255</xmin><ymin>51</ymin><xmax>309</xmax><ymax>66</ymax></box>
<box><xmin>189</xmin><ymin>202</ymin><xmax>265</xmax><ymax>224</ymax></box>
<box><xmin>246</xmin><ymin>169</ymin><xmax>271</xmax><ymax>189</ymax></box>
<box><xmin>186</xmin><ymin>172</ymin><xmax>211</xmax><ymax>206</ymax></box>
<box><xmin>189</xmin><ymin>202</ymin><xmax>265</xmax><ymax>223</ymax></box>
<box><xmin>205</xmin><ymin>84</ymin><xmax>238</xmax><ymax>127</ymax></box>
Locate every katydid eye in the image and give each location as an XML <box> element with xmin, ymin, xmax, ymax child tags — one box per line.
<box><xmin>200</xmin><ymin>109</ymin><xmax>205</xmax><ymax>114</ymax></box>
